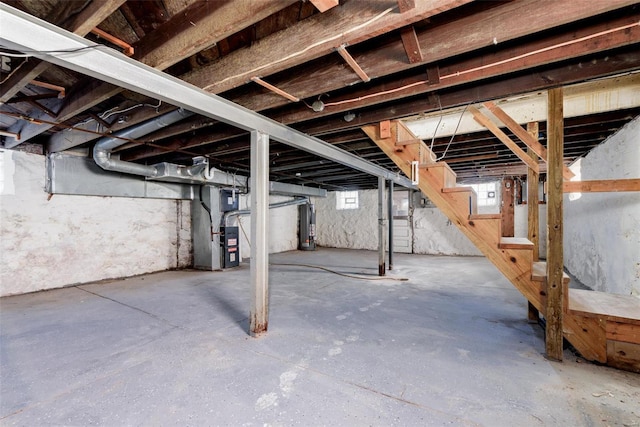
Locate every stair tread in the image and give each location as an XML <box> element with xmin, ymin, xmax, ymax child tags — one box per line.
<box><xmin>531</xmin><ymin>261</ymin><xmax>570</xmax><ymax>284</ymax></box>
<box><xmin>469</xmin><ymin>213</ymin><xmax>501</xmax><ymax>219</ymax></box>
<box><xmin>420</xmin><ymin>161</ymin><xmax>457</xmax><ymax>176</ymax></box>
<box><xmin>442</xmin><ymin>186</ymin><xmax>475</xmax><ymax>193</ymax></box>
<box><xmin>569</xmin><ymin>288</ymin><xmax>640</xmax><ymax>324</ymax></box>
<box><xmin>498</xmin><ymin>237</ymin><xmax>534</xmax><ymax>249</ymax></box>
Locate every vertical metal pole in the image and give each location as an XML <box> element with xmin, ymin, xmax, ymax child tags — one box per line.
<box><xmin>388</xmin><ymin>181</ymin><xmax>394</xmax><ymax>271</ymax></box>
<box><xmin>250</xmin><ymin>130</ymin><xmax>269</xmax><ymax>336</ymax></box>
<box><xmin>378</xmin><ymin>176</ymin><xmax>386</xmax><ymax>276</ymax></box>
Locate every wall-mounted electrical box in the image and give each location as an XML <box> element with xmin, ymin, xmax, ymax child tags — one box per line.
<box><xmin>220</xmin><ymin>226</ymin><xmax>240</xmax><ymax>268</ymax></box>
<box><xmin>220</xmin><ymin>189</ymin><xmax>239</xmax><ymax>212</ymax></box>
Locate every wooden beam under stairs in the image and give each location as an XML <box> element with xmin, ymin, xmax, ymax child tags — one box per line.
<box><xmin>362</xmin><ymin>119</ymin><xmax>640</xmax><ymax>373</ymax></box>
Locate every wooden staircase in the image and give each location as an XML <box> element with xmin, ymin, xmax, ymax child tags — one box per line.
<box><xmin>363</xmin><ymin>120</ymin><xmax>640</xmax><ymax>373</ymax></box>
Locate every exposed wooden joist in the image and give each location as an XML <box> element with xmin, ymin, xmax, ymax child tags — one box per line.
<box><xmin>483</xmin><ymin>101</ymin><xmax>575</xmax><ymax>180</ymax></box>
<box><xmin>0</xmin><ymin>0</ymin><xmax>126</xmax><ymax>103</ymax></box>
<box><xmin>11</xmin><ymin>0</ymin><xmax>298</xmax><ymax>146</ymax></box>
<box><xmin>297</xmin><ymin>49</ymin><xmax>640</xmax><ymax>137</ymax></box>
<box><xmin>397</xmin><ymin>0</ymin><xmax>416</xmax><ymax>13</ymax></box>
<box><xmin>48</xmin><ymin>3</ymin><xmax>640</xmax><ymax>153</ymax></box>
<box><xmin>546</xmin><ymin>87</ymin><xmax>564</xmax><ymax>362</ymax></box>
<box><xmin>400</xmin><ymin>26</ymin><xmax>423</xmax><ymax>64</ymax></box>
<box><xmin>563</xmin><ymin>179</ymin><xmax>640</xmax><ymax>193</ymax></box>
<box><xmin>469</xmin><ymin>106</ymin><xmax>540</xmax><ymax>174</ymax></box>
<box><xmin>264</xmin><ymin>11</ymin><xmax>640</xmax><ymax>126</ymax></box>
<box><xmin>183</xmin><ymin>0</ymin><xmax>474</xmax><ymax>94</ymax></box>
<box><xmin>126</xmin><ymin>50</ymin><xmax>640</xmax><ymax>163</ymax></box>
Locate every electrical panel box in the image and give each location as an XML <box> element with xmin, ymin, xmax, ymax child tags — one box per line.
<box><xmin>221</xmin><ymin>226</ymin><xmax>240</xmax><ymax>268</ymax></box>
<box><xmin>220</xmin><ymin>189</ymin><xmax>239</xmax><ymax>212</ymax></box>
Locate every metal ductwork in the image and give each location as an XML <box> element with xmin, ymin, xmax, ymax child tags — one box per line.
<box><xmin>222</xmin><ymin>197</ymin><xmax>310</xmax><ymax>227</ymax></box>
<box><xmin>92</xmin><ymin>108</ymin><xmax>218</xmax><ymax>183</ymax></box>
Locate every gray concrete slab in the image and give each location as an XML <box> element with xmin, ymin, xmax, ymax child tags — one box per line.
<box><xmin>1</xmin><ymin>248</ymin><xmax>639</xmax><ymax>426</ymax></box>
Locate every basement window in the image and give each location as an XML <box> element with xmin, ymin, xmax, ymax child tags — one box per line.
<box><xmin>469</xmin><ymin>182</ymin><xmax>498</xmax><ymax>207</ymax></box>
<box><xmin>336</xmin><ymin>190</ymin><xmax>359</xmax><ymax>210</ymax></box>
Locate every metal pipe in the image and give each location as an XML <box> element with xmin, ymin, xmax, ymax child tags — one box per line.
<box><xmin>223</xmin><ymin>197</ymin><xmax>309</xmax><ymax>226</ymax></box>
<box><xmin>378</xmin><ymin>176</ymin><xmax>386</xmax><ymax>276</ymax></box>
<box><xmin>388</xmin><ymin>180</ymin><xmax>394</xmax><ymax>271</ymax></box>
<box><xmin>93</xmin><ymin>108</ymin><xmax>195</xmax><ymax>178</ymax></box>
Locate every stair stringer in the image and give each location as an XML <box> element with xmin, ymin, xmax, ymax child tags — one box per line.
<box><xmin>362</xmin><ymin>123</ymin><xmax>545</xmax><ymax>311</ymax></box>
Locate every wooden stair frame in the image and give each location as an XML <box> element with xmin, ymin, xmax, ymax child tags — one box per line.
<box><xmin>362</xmin><ymin>120</ymin><xmax>640</xmax><ymax>372</ymax></box>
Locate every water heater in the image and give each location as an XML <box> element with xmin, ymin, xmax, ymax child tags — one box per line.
<box><xmin>298</xmin><ymin>203</ymin><xmax>316</xmax><ymax>251</ymax></box>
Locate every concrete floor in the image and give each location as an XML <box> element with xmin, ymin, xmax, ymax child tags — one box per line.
<box><xmin>1</xmin><ymin>248</ymin><xmax>638</xmax><ymax>426</ymax></box>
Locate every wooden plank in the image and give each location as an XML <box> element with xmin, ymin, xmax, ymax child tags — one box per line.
<box><xmin>563</xmin><ymin>179</ymin><xmax>640</xmax><ymax>193</ymax></box>
<box><xmin>501</xmin><ymin>178</ymin><xmax>515</xmax><ymax>237</ymax></box>
<box><xmin>309</xmin><ymin>0</ymin><xmax>339</xmax><ymax>12</ymax></box>
<box><xmin>401</xmin><ymin>26</ymin><xmax>423</xmax><ymax>64</ymax></box>
<box><xmin>607</xmin><ymin>322</ymin><xmax>640</xmax><ymax>345</ymax></box>
<box><xmin>607</xmin><ymin>341</ymin><xmax>640</xmax><ymax>373</ymax></box>
<box><xmin>532</xmin><ymin>262</ymin><xmax>570</xmax><ymax>284</ymax></box>
<box><xmin>469</xmin><ymin>106</ymin><xmax>540</xmax><ymax>173</ymax></box>
<box><xmin>498</xmin><ymin>237</ymin><xmax>534</xmax><ymax>249</ymax></box>
<box><xmin>527</xmin><ymin>123</ymin><xmax>540</xmax><ymax>262</ymax></box>
<box><xmin>563</xmin><ymin>314</ymin><xmax>607</xmax><ymax>363</ymax></box>
<box><xmin>569</xmin><ymin>289</ymin><xmax>640</xmax><ymax>324</ymax></box>
<box><xmin>0</xmin><ymin>0</ymin><xmax>126</xmax><ymax>103</ymax></box>
<box><xmin>484</xmin><ymin>101</ymin><xmax>575</xmax><ymax>180</ymax></box>
<box><xmin>336</xmin><ymin>45</ymin><xmax>371</xmax><ymax>82</ymax></box>
<box><xmin>545</xmin><ymin>87</ymin><xmax>564</xmax><ymax>361</ymax></box>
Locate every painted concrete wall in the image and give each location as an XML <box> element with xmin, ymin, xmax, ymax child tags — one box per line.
<box><xmin>0</xmin><ymin>150</ymin><xmax>192</xmax><ymax>297</ymax></box>
<box><xmin>314</xmin><ymin>189</ymin><xmax>490</xmax><ymax>256</ymax></box>
<box><xmin>231</xmin><ymin>194</ymin><xmax>299</xmax><ymax>261</ymax></box>
<box><xmin>563</xmin><ymin>116</ymin><xmax>640</xmax><ymax>297</ymax></box>
<box><xmin>314</xmin><ymin>191</ymin><xmax>379</xmax><ymax>251</ymax></box>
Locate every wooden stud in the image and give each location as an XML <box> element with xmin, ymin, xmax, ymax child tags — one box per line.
<box><xmin>469</xmin><ymin>106</ymin><xmax>540</xmax><ymax>174</ymax></box>
<box><xmin>501</xmin><ymin>178</ymin><xmax>515</xmax><ymax>237</ymax></box>
<box><xmin>484</xmin><ymin>101</ymin><xmax>575</xmax><ymax>180</ymax></box>
<box><xmin>563</xmin><ymin>179</ymin><xmax>640</xmax><ymax>193</ymax></box>
<box><xmin>400</xmin><ymin>26</ymin><xmax>424</xmax><ymax>64</ymax></box>
<box><xmin>336</xmin><ymin>45</ymin><xmax>371</xmax><ymax>83</ymax></box>
<box><xmin>527</xmin><ymin>122</ymin><xmax>540</xmax><ymax>323</ymax></box>
<box><xmin>545</xmin><ymin>87</ymin><xmax>564</xmax><ymax>361</ymax></box>
<box><xmin>309</xmin><ymin>0</ymin><xmax>339</xmax><ymax>13</ymax></box>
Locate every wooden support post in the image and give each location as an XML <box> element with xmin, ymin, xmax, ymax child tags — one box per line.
<box><xmin>250</xmin><ymin>130</ymin><xmax>270</xmax><ymax>336</ymax></box>
<box><xmin>527</xmin><ymin>122</ymin><xmax>540</xmax><ymax>323</ymax></box>
<box><xmin>546</xmin><ymin>88</ymin><xmax>564</xmax><ymax>361</ymax></box>
<box><xmin>501</xmin><ymin>178</ymin><xmax>515</xmax><ymax>237</ymax></box>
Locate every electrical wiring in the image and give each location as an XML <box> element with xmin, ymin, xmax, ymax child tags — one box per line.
<box><xmin>0</xmin><ymin>57</ymin><xmax>29</xmax><ymax>84</ymax></box>
<box><xmin>430</xmin><ymin>102</ymin><xmax>471</xmax><ymax>162</ymax></box>
<box><xmin>271</xmin><ymin>262</ymin><xmax>409</xmax><ymax>282</ymax></box>
<box><xmin>0</xmin><ymin>44</ymin><xmax>110</xmax><ymax>58</ymax></box>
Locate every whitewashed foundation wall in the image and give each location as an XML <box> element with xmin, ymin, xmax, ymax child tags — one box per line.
<box><xmin>563</xmin><ymin>115</ymin><xmax>640</xmax><ymax>297</ymax></box>
<box><xmin>0</xmin><ymin>150</ymin><xmax>192</xmax><ymax>297</ymax></box>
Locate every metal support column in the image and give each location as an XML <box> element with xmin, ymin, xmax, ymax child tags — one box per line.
<box><xmin>378</xmin><ymin>176</ymin><xmax>386</xmax><ymax>276</ymax></box>
<box><xmin>193</xmin><ymin>185</ymin><xmax>222</xmax><ymax>270</ymax></box>
<box><xmin>388</xmin><ymin>180</ymin><xmax>394</xmax><ymax>271</ymax></box>
<box><xmin>250</xmin><ymin>130</ymin><xmax>270</xmax><ymax>336</ymax></box>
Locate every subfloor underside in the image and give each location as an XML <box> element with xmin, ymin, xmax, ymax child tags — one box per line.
<box><xmin>1</xmin><ymin>248</ymin><xmax>638</xmax><ymax>426</ymax></box>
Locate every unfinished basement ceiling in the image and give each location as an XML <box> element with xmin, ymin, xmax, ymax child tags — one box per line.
<box><xmin>1</xmin><ymin>0</ymin><xmax>639</xmax><ymax>190</ymax></box>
